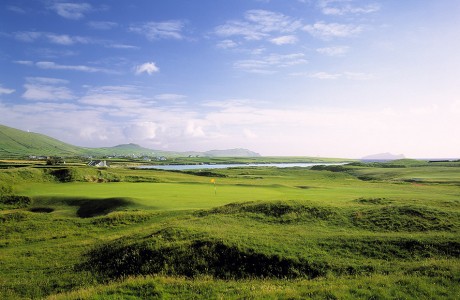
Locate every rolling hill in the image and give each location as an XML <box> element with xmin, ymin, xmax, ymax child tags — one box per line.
<box><xmin>0</xmin><ymin>124</ymin><xmax>87</xmax><ymax>158</ymax></box>
<box><xmin>0</xmin><ymin>124</ymin><xmax>260</xmax><ymax>158</ymax></box>
<box><xmin>361</xmin><ymin>152</ymin><xmax>405</xmax><ymax>161</ymax></box>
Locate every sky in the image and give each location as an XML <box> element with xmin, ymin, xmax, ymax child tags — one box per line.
<box><xmin>1</xmin><ymin>0</ymin><xmax>459</xmax><ymax>158</ymax></box>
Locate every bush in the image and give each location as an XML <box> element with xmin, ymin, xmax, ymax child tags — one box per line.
<box><xmin>0</xmin><ymin>195</ymin><xmax>32</xmax><ymax>208</ymax></box>
<box><xmin>310</xmin><ymin>165</ymin><xmax>347</xmax><ymax>172</ymax></box>
<box><xmin>48</xmin><ymin>168</ymin><xmax>79</xmax><ymax>182</ymax></box>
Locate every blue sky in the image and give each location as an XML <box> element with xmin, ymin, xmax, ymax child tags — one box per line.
<box><xmin>1</xmin><ymin>0</ymin><xmax>459</xmax><ymax>158</ymax></box>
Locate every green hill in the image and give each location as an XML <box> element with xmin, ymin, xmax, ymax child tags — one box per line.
<box><xmin>0</xmin><ymin>124</ymin><xmax>87</xmax><ymax>158</ymax></box>
<box><xmin>98</xmin><ymin>143</ymin><xmax>157</xmax><ymax>156</ymax></box>
<box><xmin>0</xmin><ymin>124</ymin><xmax>261</xmax><ymax>159</ymax></box>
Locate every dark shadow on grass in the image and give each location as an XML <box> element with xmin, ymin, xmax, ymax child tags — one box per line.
<box><xmin>33</xmin><ymin>196</ymin><xmax>134</xmax><ymax>218</ymax></box>
<box><xmin>68</xmin><ymin>198</ymin><xmax>133</xmax><ymax>218</ymax></box>
<box><xmin>80</xmin><ymin>236</ymin><xmax>330</xmax><ymax>280</ymax></box>
<box><xmin>29</xmin><ymin>207</ymin><xmax>54</xmax><ymax>213</ymax></box>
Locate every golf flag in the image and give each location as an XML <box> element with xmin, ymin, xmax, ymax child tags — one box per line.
<box><xmin>210</xmin><ymin>178</ymin><xmax>216</xmax><ymax>195</ymax></box>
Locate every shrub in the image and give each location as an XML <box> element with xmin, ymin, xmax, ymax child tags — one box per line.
<box><xmin>310</xmin><ymin>165</ymin><xmax>347</xmax><ymax>172</ymax></box>
<box><xmin>0</xmin><ymin>195</ymin><xmax>32</xmax><ymax>208</ymax></box>
<box><xmin>49</xmin><ymin>168</ymin><xmax>79</xmax><ymax>182</ymax></box>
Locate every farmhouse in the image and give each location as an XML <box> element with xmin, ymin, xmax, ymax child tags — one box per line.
<box><xmin>87</xmin><ymin>160</ymin><xmax>109</xmax><ymax>168</ymax></box>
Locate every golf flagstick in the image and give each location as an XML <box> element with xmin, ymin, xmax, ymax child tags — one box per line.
<box><xmin>210</xmin><ymin>178</ymin><xmax>216</xmax><ymax>195</ymax></box>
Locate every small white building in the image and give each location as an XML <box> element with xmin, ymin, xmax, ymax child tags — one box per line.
<box><xmin>87</xmin><ymin>160</ymin><xmax>109</xmax><ymax>167</ymax></box>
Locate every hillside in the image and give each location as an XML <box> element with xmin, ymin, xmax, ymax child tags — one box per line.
<box><xmin>0</xmin><ymin>124</ymin><xmax>87</xmax><ymax>158</ymax></box>
<box><xmin>98</xmin><ymin>143</ymin><xmax>159</xmax><ymax>156</ymax></box>
<box><xmin>361</xmin><ymin>152</ymin><xmax>405</xmax><ymax>161</ymax></box>
<box><xmin>0</xmin><ymin>124</ymin><xmax>260</xmax><ymax>158</ymax></box>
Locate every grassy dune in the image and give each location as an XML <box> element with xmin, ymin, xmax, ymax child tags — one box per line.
<box><xmin>1</xmin><ymin>161</ymin><xmax>459</xmax><ymax>299</ymax></box>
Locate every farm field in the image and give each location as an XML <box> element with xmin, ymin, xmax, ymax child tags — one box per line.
<box><xmin>1</xmin><ymin>160</ymin><xmax>459</xmax><ymax>299</ymax></box>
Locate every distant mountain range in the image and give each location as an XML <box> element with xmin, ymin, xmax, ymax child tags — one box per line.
<box><xmin>0</xmin><ymin>124</ymin><xmax>260</xmax><ymax>158</ymax></box>
<box><xmin>361</xmin><ymin>152</ymin><xmax>405</xmax><ymax>161</ymax></box>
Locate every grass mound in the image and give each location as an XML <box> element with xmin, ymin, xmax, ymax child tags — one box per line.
<box><xmin>352</xmin><ymin>205</ymin><xmax>457</xmax><ymax>232</ymax></box>
<box><xmin>355</xmin><ymin>197</ymin><xmax>391</xmax><ymax>205</ymax></box>
<box><xmin>81</xmin><ymin>233</ymin><xmax>328</xmax><ymax>280</ymax></box>
<box><xmin>197</xmin><ymin>200</ymin><xmax>337</xmax><ymax>224</ymax></box>
<box><xmin>320</xmin><ymin>237</ymin><xmax>460</xmax><ymax>260</ymax></box>
<box><xmin>0</xmin><ymin>211</ymin><xmax>28</xmax><ymax>222</ymax></box>
<box><xmin>83</xmin><ymin>226</ymin><xmax>439</xmax><ymax>281</ymax></box>
<box><xmin>91</xmin><ymin>211</ymin><xmax>154</xmax><ymax>226</ymax></box>
<box><xmin>0</xmin><ymin>195</ymin><xmax>31</xmax><ymax>209</ymax></box>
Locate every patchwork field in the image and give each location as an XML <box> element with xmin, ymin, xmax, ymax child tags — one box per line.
<box><xmin>1</xmin><ymin>160</ymin><xmax>459</xmax><ymax>299</ymax></box>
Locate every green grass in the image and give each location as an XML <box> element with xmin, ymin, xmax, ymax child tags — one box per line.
<box><xmin>0</xmin><ymin>124</ymin><xmax>85</xmax><ymax>158</ymax></box>
<box><xmin>1</xmin><ymin>162</ymin><xmax>459</xmax><ymax>299</ymax></box>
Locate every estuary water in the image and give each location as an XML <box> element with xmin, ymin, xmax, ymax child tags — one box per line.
<box><xmin>138</xmin><ymin>162</ymin><xmax>347</xmax><ymax>171</ymax></box>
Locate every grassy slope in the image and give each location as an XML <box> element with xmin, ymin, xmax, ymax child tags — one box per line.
<box><xmin>0</xmin><ymin>125</ymin><xmax>86</xmax><ymax>158</ymax></box>
<box><xmin>1</xmin><ymin>163</ymin><xmax>459</xmax><ymax>299</ymax></box>
<box><xmin>0</xmin><ymin>125</ymin><xmax>154</xmax><ymax>158</ymax></box>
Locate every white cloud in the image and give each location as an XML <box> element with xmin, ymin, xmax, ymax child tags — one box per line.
<box><xmin>79</xmin><ymin>86</ymin><xmax>148</xmax><ymax>109</ymax></box>
<box><xmin>451</xmin><ymin>100</ymin><xmax>460</xmax><ymax>114</ymax></box>
<box><xmin>215</xmin><ymin>10</ymin><xmax>302</xmax><ymax>41</ymax></box>
<box><xmin>185</xmin><ymin>120</ymin><xmax>205</xmax><ymax>137</ymax></box>
<box><xmin>294</xmin><ymin>71</ymin><xmax>373</xmax><ymax>80</ymax></box>
<box><xmin>22</xmin><ymin>85</ymin><xmax>74</xmax><ymax>101</ymax></box>
<box><xmin>123</xmin><ymin>122</ymin><xmax>158</xmax><ymax>140</ymax></box>
<box><xmin>107</xmin><ymin>44</ymin><xmax>138</xmax><ymax>49</ymax></box>
<box><xmin>243</xmin><ymin>129</ymin><xmax>257</xmax><ymax>139</ymax></box>
<box><xmin>33</xmin><ymin>48</ymin><xmax>78</xmax><ymax>58</ymax></box>
<box><xmin>303</xmin><ymin>21</ymin><xmax>363</xmax><ymax>40</ymax></box>
<box><xmin>47</xmin><ymin>34</ymin><xmax>89</xmax><ymax>45</ymax></box>
<box><xmin>234</xmin><ymin>53</ymin><xmax>307</xmax><ymax>73</ymax></box>
<box><xmin>14</xmin><ymin>60</ymin><xmax>34</xmax><ymax>66</ymax></box>
<box><xmin>309</xmin><ymin>72</ymin><xmax>342</xmax><ymax>79</ymax></box>
<box><xmin>130</xmin><ymin>21</ymin><xmax>184</xmax><ymax>40</ymax></box>
<box><xmin>7</xmin><ymin>5</ymin><xmax>26</xmax><ymax>14</ymax></box>
<box><xmin>343</xmin><ymin>72</ymin><xmax>374</xmax><ymax>80</ymax></box>
<box><xmin>22</xmin><ymin>77</ymin><xmax>74</xmax><ymax>101</ymax></box>
<box><xmin>50</xmin><ymin>2</ymin><xmax>92</xmax><ymax>20</ymax></box>
<box><xmin>216</xmin><ymin>39</ymin><xmax>239</xmax><ymax>49</ymax></box>
<box><xmin>1</xmin><ymin>95</ymin><xmax>459</xmax><ymax>157</ymax></box>
<box><xmin>135</xmin><ymin>62</ymin><xmax>160</xmax><ymax>75</ymax></box>
<box><xmin>26</xmin><ymin>77</ymin><xmax>69</xmax><ymax>85</ymax></box>
<box><xmin>318</xmin><ymin>0</ymin><xmax>380</xmax><ymax>16</ymax></box>
<box><xmin>14</xmin><ymin>31</ymin><xmax>90</xmax><ymax>45</ymax></box>
<box><xmin>46</xmin><ymin>34</ymin><xmax>73</xmax><ymax>45</ymax></box>
<box><xmin>14</xmin><ymin>31</ymin><xmax>41</xmax><ymax>42</ymax></box>
<box><xmin>36</xmin><ymin>61</ymin><xmax>115</xmax><ymax>73</ymax></box>
<box><xmin>154</xmin><ymin>94</ymin><xmax>186</xmax><ymax>101</ymax></box>
<box><xmin>316</xmin><ymin>46</ymin><xmax>349</xmax><ymax>56</ymax></box>
<box><xmin>0</xmin><ymin>86</ymin><xmax>15</xmax><ymax>95</ymax></box>
<box><xmin>270</xmin><ymin>35</ymin><xmax>298</xmax><ymax>45</ymax></box>
<box><xmin>202</xmin><ymin>99</ymin><xmax>259</xmax><ymax>109</ymax></box>
<box><xmin>87</xmin><ymin>21</ymin><xmax>118</xmax><ymax>30</ymax></box>
<box><xmin>14</xmin><ymin>32</ymin><xmax>128</xmax><ymax>51</ymax></box>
